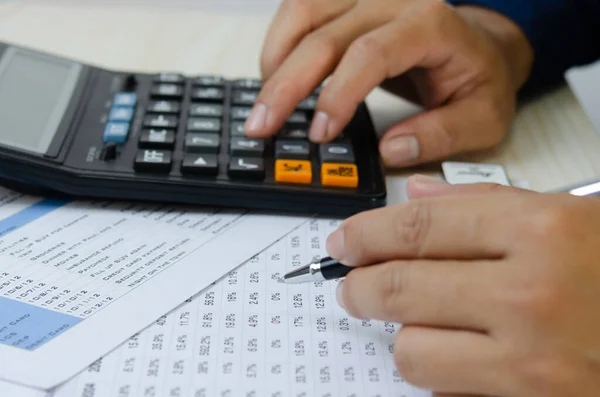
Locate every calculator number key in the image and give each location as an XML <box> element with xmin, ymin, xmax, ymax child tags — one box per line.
<box><xmin>321</xmin><ymin>163</ymin><xmax>358</xmax><ymax>188</ymax></box>
<box><xmin>147</xmin><ymin>101</ymin><xmax>180</xmax><ymax>114</ymax></box>
<box><xmin>185</xmin><ymin>133</ymin><xmax>220</xmax><ymax>153</ymax></box>
<box><xmin>153</xmin><ymin>73</ymin><xmax>185</xmax><ymax>84</ymax></box>
<box><xmin>193</xmin><ymin>75</ymin><xmax>225</xmax><ymax>87</ymax></box>
<box><xmin>232</xmin><ymin>90</ymin><xmax>258</xmax><ymax>105</ymax></box>
<box><xmin>228</xmin><ymin>157</ymin><xmax>265</xmax><ymax>180</ymax></box>
<box><xmin>230</xmin><ymin>121</ymin><xmax>246</xmax><ymax>136</ymax></box>
<box><xmin>187</xmin><ymin>118</ymin><xmax>221</xmax><ymax>133</ymax></box>
<box><xmin>191</xmin><ymin>87</ymin><xmax>225</xmax><ymax>102</ymax></box>
<box><xmin>134</xmin><ymin>150</ymin><xmax>172</xmax><ymax>172</ymax></box>
<box><xmin>275</xmin><ymin>160</ymin><xmax>312</xmax><ymax>185</ymax></box>
<box><xmin>189</xmin><ymin>104</ymin><xmax>223</xmax><ymax>117</ymax></box>
<box><xmin>143</xmin><ymin>114</ymin><xmax>178</xmax><ymax>129</ymax></box>
<box><xmin>139</xmin><ymin>129</ymin><xmax>175</xmax><ymax>149</ymax></box>
<box><xmin>151</xmin><ymin>84</ymin><xmax>184</xmax><ymax>99</ymax></box>
<box><xmin>231</xmin><ymin>106</ymin><xmax>252</xmax><ymax>120</ymax></box>
<box><xmin>232</xmin><ymin>79</ymin><xmax>262</xmax><ymax>89</ymax></box>
<box><xmin>181</xmin><ymin>154</ymin><xmax>219</xmax><ymax>176</ymax></box>
<box><xmin>230</xmin><ymin>138</ymin><xmax>265</xmax><ymax>157</ymax></box>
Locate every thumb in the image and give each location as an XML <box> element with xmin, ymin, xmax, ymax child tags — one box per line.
<box><xmin>379</xmin><ymin>93</ymin><xmax>512</xmax><ymax>168</ymax></box>
<box><xmin>406</xmin><ymin>174</ymin><xmax>531</xmax><ymax>200</ymax></box>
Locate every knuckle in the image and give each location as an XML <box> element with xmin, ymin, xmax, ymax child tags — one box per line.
<box><xmin>393</xmin><ymin>201</ymin><xmax>432</xmax><ymax>256</ymax></box>
<box><xmin>304</xmin><ymin>31</ymin><xmax>338</xmax><ymax>62</ymax></box>
<box><xmin>379</xmin><ymin>263</ymin><xmax>408</xmax><ymax>319</ymax></box>
<box><xmin>513</xmin><ymin>353</ymin><xmax>579</xmax><ymax>396</ymax></box>
<box><xmin>348</xmin><ymin>34</ymin><xmax>387</xmax><ymax>67</ymax></box>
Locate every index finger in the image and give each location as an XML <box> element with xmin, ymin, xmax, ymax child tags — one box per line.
<box><xmin>325</xmin><ymin>193</ymin><xmax>525</xmax><ymax>267</ymax></box>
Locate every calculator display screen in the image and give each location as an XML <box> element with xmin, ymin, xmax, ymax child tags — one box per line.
<box><xmin>0</xmin><ymin>46</ymin><xmax>82</xmax><ymax>154</ymax></box>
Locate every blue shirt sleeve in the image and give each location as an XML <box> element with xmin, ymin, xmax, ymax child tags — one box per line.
<box><xmin>446</xmin><ymin>0</ymin><xmax>600</xmax><ymax>92</ymax></box>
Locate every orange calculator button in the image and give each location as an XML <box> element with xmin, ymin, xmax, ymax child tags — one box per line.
<box><xmin>275</xmin><ymin>160</ymin><xmax>312</xmax><ymax>184</ymax></box>
<box><xmin>321</xmin><ymin>163</ymin><xmax>359</xmax><ymax>188</ymax></box>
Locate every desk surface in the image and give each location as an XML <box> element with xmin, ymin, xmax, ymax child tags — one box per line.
<box><xmin>1</xmin><ymin>2</ymin><xmax>600</xmax><ymax>203</ymax></box>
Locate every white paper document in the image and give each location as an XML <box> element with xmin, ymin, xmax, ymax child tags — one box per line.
<box><xmin>0</xmin><ymin>186</ymin><xmax>305</xmax><ymax>390</ymax></box>
<box><xmin>33</xmin><ymin>218</ymin><xmax>430</xmax><ymax>397</ymax></box>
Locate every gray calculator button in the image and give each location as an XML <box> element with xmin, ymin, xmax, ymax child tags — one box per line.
<box><xmin>191</xmin><ymin>87</ymin><xmax>225</xmax><ymax>102</ymax></box>
<box><xmin>151</xmin><ymin>84</ymin><xmax>184</xmax><ymax>98</ymax></box>
<box><xmin>192</xmin><ymin>75</ymin><xmax>225</xmax><ymax>87</ymax></box>
<box><xmin>231</xmin><ymin>106</ymin><xmax>253</xmax><ymax>120</ymax></box>
<box><xmin>228</xmin><ymin>157</ymin><xmax>265</xmax><ymax>180</ymax></box>
<box><xmin>230</xmin><ymin>138</ymin><xmax>265</xmax><ymax>157</ymax></box>
<box><xmin>154</xmin><ymin>73</ymin><xmax>185</xmax><ymax>84</ymax></box>
<box><xmin>230</xmin><ymin>121</ymin><xmax>246</xmax><ymax>136</ymax></box>
<box><xmin>287</xmin><ymin>111</ymin><xmax>309</xmax><ymax>124</ymax></box>
<box><xmin>139</xmin><ymin>129</ymin><xmax>176</xmax><ymax>149</ymax></box>
<box><xmin>185</xmin><ymin>133</ymin><xmax>221</xmax><ymax>153</ymax></box>
<box><xmin>275</xmin><ymin>140</ymin><xmax>310</xmax><ymax>159</ymax></box>
<box><xmin>232</xmin><ymin>79</ymin><xmax>262</xmax><ymax>89</ymax></box>
<box><xmin>143</xmin><ymin>114</ymin><xmax>178</xmax><ymax>129</ymax></box>
<box><xmin>189</xmin><ymin>104</ymin><xmax>223</xmax><ymax>117</ymax></box>
<box><xmin>232</xmin><ymin>90</ymin><xmax>258</xmax><ymax>105</ymax></box>
<box><xmin>319</xmin><ymin>141</ymin><xmax>355</xmax><ymax>163</ymax></box>
<box><xmin>134</xmin><ymin>150</ymin><xmax>172</xmax><ymax>172</ymax></box>
<box><xmin>187</xmin><ymin>117</ymin><xmax>221</xmax><ymax>132</ymax></box>
<box><xmin>181</xmin><ymin>154</ymin><xmax>219</xmax><ymax>175</ymax></box>
<box><xmin>147</xmin><ymin>101</ymin><xmax>180</xmax><ymax>114</ymax></box>
<box><xmin>278</xmin><ymin>126</ymin><xmax>309</xmax><ymax>140</ymax></box>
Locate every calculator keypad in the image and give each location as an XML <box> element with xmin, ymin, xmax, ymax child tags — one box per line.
<box><xmin>120</xmin><ymin>74</ymin><xmax>362</xmax><ymax>190</ymax></box>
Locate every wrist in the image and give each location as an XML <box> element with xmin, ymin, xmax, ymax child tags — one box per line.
<box><xmin>455</xmin><ymin>5</ymin><xmax>534</xmax><ymax>91</ymax></box>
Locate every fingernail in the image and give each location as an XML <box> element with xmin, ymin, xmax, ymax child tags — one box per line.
<box><xmin>326</xmin><ymin>227</ymin><xmax>345</xmax><ymax>263</ymax></box>
<box><xmin>245</xmin><ymin>103</ymin><xmax>268</xmax><ymax>133</ymax></box>
<box><xmin>412</xmin><ymin>174</ymin><xmax>447</xmax><ymax>185</ymax></box>
<box><xmin>309</xmin><ymin>111</ymin><xmax>329</xmax><ymax>142</ymax></box>
<box><xmin>336</xmin><ymin>281</ymin><xmax>346</xmax><ymax>310</ymax></box>
<box><xmin>381</xmin><ymin>136</ymin><xmax>420</xmax><ymax>165</ymax></box>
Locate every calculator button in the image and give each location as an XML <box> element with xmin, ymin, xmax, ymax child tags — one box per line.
<box><xmin>103</xmin><ymin>122</ymin><xmax>130</xmax><ymax>143</ymax></box>
<box><xmin>181</xmin><ymin>154</ymin><xmax>219</xmax><ymax>176</ymax></box>
<box><xmin>189</xmin><ymin>104</ymin><xmax>223</xmax><ymax>118</ymax></box>
<box><xmin>231</xmin><ymin>106</ymin><xmax>252</xmax><ymax>120</ymax></box>
<box><xmin>191</xmin><ymin>87</ymin><xmax>225</xmax><ymax>102</ymax></box>
<box><xmin>101</xmin><ymin>143</ymin><xmax>118</xmax><ymax>161</ymax></box>
<box><xmin>275</xmin><ymin>160</ymin><xmax>312</xmax><ymax>185</ymax></box>
<box><xmin>153</xmin><ymin>73</ymin><xmax>185</xmax><ymax>84</ymax></box>
<box><xmin>185</xmin><ymin>133</ymin><xmax>220</xmax><ymax>153</ymax></box>
<box><xmin>230</xmin><ymin>138</ymin><xmax>265</xmax><ymax>157</ymax></box>
<box><xmin>147</xmin><ymin>101</ymin><xmax>180</xmax><ymax>114</ymax></box>
<box><xmin>230</xmin><ymin>121</ymin><xmax>246</xmax><ymax>136</ymax></box>
<box><xmin>108</xmin><ymin>107</ymin><xmax>134</xmax><ymax>122</ymax></box>
<box><xmin>187</xmin><ymin>117</ymin><xmax>221</xmax><ymax>133</ymax></box>
<box><xmin>139</xmin><ymin>129</ymin><xmax>176</xmax><ymax>149</ymax></box>
<box><xmin>192</xmin><ymin>76</ymin><xmax>225</xmax><ymax>87</ymax></box>
<box><xmin>113</xmin><ymin>92</ymin><xmax>137</xmax><ymax>107</ymax></box>
<box><xmin>143</xmin><ymin>114</ymin><xmax>178</xmax><ymax>129</ymax></box>
<box><xmin>319</xmin><ymin>142</ymin><xmax>355</xmax><ymax>163</ymax></box>
<box><xmin>232</xmin><ymin>79</ymin><xmax>262</xmax><ymax>89</ymax></box>
<box><xmin>232</xmin><ymin>90</ymin><xmax>259</xmax><ymax>105</ymax></box>
<box><xmin>286</xmin><ymin>111</ymin><xmax>309</xmax><ymax>124</ymax></box>
<box><xmin>151</xmin><ymin>84</ymin><xmax>184</xmax><ymax>99</ymax></box>
<box><xmin>275</xmin><ymin>140</ymin><xmax>310</xmax><ymax>159</ymax></box>
<box><xmin>321</xmin><ymin>163</ymin><xmax>358</xmax><ymax>188</ymax></box>
<box><xmin>278</xmin><ymin>126</ymin><xmax>309</xmax><ymax>140</ymax></box>
<box><xmin>134</xmin><ymin>150</ymin><xmax>172</xmax><ymax>172</ymax></box>
<box><xmin>297</xmin><ymin>96</ymin><xmax>318</xmax><ymax>111</ymax></box>
<box><xmin>228</xmin><ymin>157</ymin><xmax>265</xmax><ymax>180</ymax></box>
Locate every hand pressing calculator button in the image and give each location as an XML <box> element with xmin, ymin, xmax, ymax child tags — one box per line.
<box><xmin>0</xmin><ymin>42</ymin><xmax>385</xmax><ymax>216</ymax></box>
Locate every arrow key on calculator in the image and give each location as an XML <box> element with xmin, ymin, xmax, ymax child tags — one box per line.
<box><xmin>228</xmin><ymin>157</ymin><xmax>265</xmax><ymax>180</ymax></box>
<box><xmin>230</xmin><ymin>138</ymin><xmax>265</xmax><ymax>157</ymax></box>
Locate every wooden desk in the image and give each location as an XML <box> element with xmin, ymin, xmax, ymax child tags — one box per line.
<box><xmin>1</xmin><ymin>2</ymin><xmax>600</xmax><ymax>204</ymax></box>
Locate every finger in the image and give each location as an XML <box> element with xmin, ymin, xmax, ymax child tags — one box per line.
<box><xmin>405</xmin><ymin>174</ymin><xmax>533</xmax><ymax>200</ymax></box>
<box><xmin>326</xmin><ymin>194</ymin><xmax>517</xmax><ymax>266</ymax></box>
<box><xmin>312</xmin><ymin>7</ymin><xmax>444</xmax><ymax>143</ymax></box>
<box><xmin>246</xmin><ymin>6</ymin><xmax>389</xmax><ymax>138</ymax></box>
<box><xmin>379</xmin><ymin>86</ymin><xmax>514</xmax><ymax>167</ymax></box>
<box><xmin>260</xmin><ymin>0</ymin><xmax>356</xmax><ymax>79</ymax></box>
<box><xmin>394</xmin><ymin>326</ymin><xmax>512</xmax><ymax>396</ymax></box>
<box><xmin>337</xmin><ymin>259</ymin><xmax>495</xmax><ymax>330</ymax></box>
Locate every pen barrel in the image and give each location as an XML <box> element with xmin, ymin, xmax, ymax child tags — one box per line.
<box><xmin>320</xmin><ymin>257</ymin><xmax>352</xmax><ymax>280</ymax></box>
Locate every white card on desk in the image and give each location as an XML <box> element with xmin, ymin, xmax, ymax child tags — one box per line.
<box><xmin>442</xmin><ymin>162</ymin><xmax>510</xmax><ymax>186</ymax></box>
<box><xmin>0</xmin><ymin>186</ymin><xmax>305</xmax><ymax>390</ymax></box>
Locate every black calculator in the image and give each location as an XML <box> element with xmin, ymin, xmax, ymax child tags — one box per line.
<box><xmin>0</xmin><ymin>41</ymin><xmax>386</xmax><ymax>216</ymax></box>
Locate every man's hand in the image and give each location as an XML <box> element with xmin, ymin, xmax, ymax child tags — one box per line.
<box><xmin>244</xmin><ymin>0</ymin><xmax>533</xmax><ymax>167</ymax></box>
<box><xmin>327</xmin><ymin>175</ymin><xmax>600</xmax><ymax>396</ymax></box>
